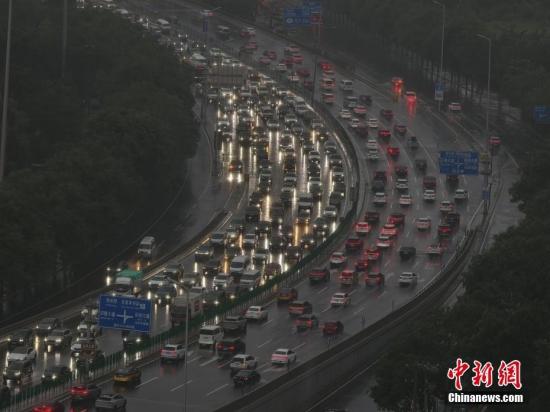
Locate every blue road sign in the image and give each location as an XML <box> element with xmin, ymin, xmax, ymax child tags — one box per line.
<box><xmin>534</xmin><ymin>105</ymin><xmax>550</xmax><ymax>124</ymax></box>
<box><xmin>99</xmin><ymin>295</ymin><xmax>152</xmax><ymax>333</ymax></box>
<box><xmin>435</xmin><ymin>81</ymin><xmax>444</xmax><ymax>102</ymax></box>
<box><xmin>482</xmin><ymin>189</ymin><xmax>490</xmax><ymax>201</ymax></box>
<box><xmin>284</xmin><ymin>7</ymin><xmax>311</xmax><ymax>26</ymax></box>
<box><xmin>439</xmin><ymin>151</ymin><xmax>479</xmax><ymax>175</ymax></box>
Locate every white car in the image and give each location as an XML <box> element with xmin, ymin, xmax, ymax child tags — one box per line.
<box><xmin>160</xmin><ymin>343</ymin><xmax>186</xmax><ymax>363</ymax></box>
<box><xmin>330</xmin><ymin>251</ymin><xmax>347</xmax><ymax>267</ymax></box>
<box><xmin>454</xmin><ymin>189</ymin><xmax>469</xmax><ymax>201</ymax></box>
<box><xmin>230</xmin><ymin>354</ymin><xmax>258</xmax><ymax>372</ymax></box>
<box><xmin>366</xmin><ymin>138</ymin><xmax>378</xmax><ymax>150</ymax></box>
<box><xmin>148</xmin><ymin>274</ymin><xmax>171</xmax><ymax>290</ymax></box>
<box><xmin>213</xmin><ymin>273</ymin><xmax>233</xmax><ymax>289</ymax></box>
<box><xmin>415</xmin><ymin>217</ymin><xmax>432</xmax><ymax>231</ymax></box>
<box><xmin>399</xmin><ymin>194</ymin><xmax>413</xmax><ymax>206</ymax></box>
<box><xmin>440</xmin><ymin>200</ymin><xmax>454</xmax><ymax>213</ymax></box>
<box><xmin>276</xmin><ymin>63</ymin><xmax>287</xmax><ymax>72</ymax></box>
<box><xmin>245</xmin><ymin>305</ymin><xmax>268</xmax><ymax>321</ymax></box>
<box><xmin>355</xmin><ymin>221</ymin><xmax>371</xmax><ymax>235</ymax></box>
<box><xmin>395</xmin><ymin>179</ymin><xmax>408</xmax><ymax>191</ymax></box>
<box><xmin>288</xmin><ymin>73</ymin><xmax>300</xmax><ymax>83</ymax></box>
<box><xmin>95</xmin><ymin>394</ymin><xmax>127</xmax><ymax>411</ymax></box>
<box><xmin>323</xmin><ymin>205</ymin><xmax>339</xmax><ymax>220</ymax></box>
<box><xmin>330</xmin><ymin>292</ymin><xmax>351</xmax><ymax>307</ymax></box>
<box><xmin>376</xmin><ymin>235</ymin><xmax>392</xmax><ymax>249</ymax></box>
<box><xmin>77</xmin><ymin>321</ymin><xmax>101</xmax><ymax>337</ymax></box>
<box><xmin>367</xmin><ymin>118</ymin><xmax>379</xmax><ymax>128</ymax></box>
<box><xmin>271</xmin><ymin>348</ymin><xmax>297</xmax><ymax>366</ymax></box>
<box><xmin>423</xmin><ymin>189</ymin><xmax>436</xmax><ymax>202</ymax></box>
<box><xmin>349</xmin><ymin>118</ymin><xmax>360</xmax><ymax>128</ymax></box>
<box><xmin>339</xmin><ymin>109</ymin><xmax>352</xmax><ymax>119</ymax></box>
<box><xmin>373</xmin><ymin>192</ymin><xmax>387</xmax><ymax>206</ymax></box>
<box><xmin>399</xmin><ymin>272</ymin><xmax>418</xmax><ymax>287</ymax></box>
<box><xmin>448</xmin><ymin>102</ymin><xmax>462</xmax><ymax>112</ymax></box>
<box><xmin>7</xmin><ymin>346</ymin><xmax>36</xmax><ymax>363</ymax></box>
<box><xmin>367</xmin><ymin>149</ymin><xmax>379</xmax><ymax>160</ymax></box>
<box><xmin>242</xmin><ymin>234</ymin><xmax>257</xmax><ymax>249</ymax></box>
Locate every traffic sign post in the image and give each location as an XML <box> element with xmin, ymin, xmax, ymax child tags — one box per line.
<box><xmin>284</xmin><ymin>5</ymin><xmax>320</xmax><ymax>27</ymax></box>
<box><xmin>434</xmin><ymin>81</ymin><xmax>444</xmax><ymax>102</ymax></box>
<box><xmin>98</xmin><ymin>295</ymin><xmax>152</xmax><ymax>333</ymax></box>
<box><xmin>438</xmin><ymin>151</ymin><xmax>479</xmax><ymax>175</ymax></box>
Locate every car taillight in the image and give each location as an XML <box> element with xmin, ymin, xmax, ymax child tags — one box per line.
<box><xmin>229</xmin><ymin>345</ymin><xmax>236</xmax><ymax>351</ymax></box>
<box><xmin>217</xmin><ymin>343</ymin><xmax>223</xmax><ymax>350</ymax></box>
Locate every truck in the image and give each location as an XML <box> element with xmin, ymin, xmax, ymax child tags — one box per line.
<box><xmin>221</xmin><ymin>315</ymin><xmax>247</xmax><ymax>335</ymax></box>
<box><xmin>137</xmin><ymin>236</ymin><xmax>156</xmax><ymax>260</ymax></box>
<box><xmin>112</xmin><ymin>269</ymin><xmax>144</xmax><ymax>296</ymax></box>
<box><xmin>170</xmin><ymin>292</ymin><xmax>204</xmax><ymax>328</ymax></box>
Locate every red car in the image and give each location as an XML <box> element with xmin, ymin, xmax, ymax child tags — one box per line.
<box><xmin>395</xmin><ymin>165</ymin><xmax>408</xmax><ymax>177</ymax></box>
<box><xmin>259</xmin><ymin>56</ymin><xmax>271</xmax><ymax>65</ymax></box>
<box><xmin>364</xmin><ymin>272</ymin><xmax>385</xmax><ymax>287</ymax></box>
<box><xmin>438</xmin><ymin>223</ymin><xmax>452</xmax><ymax>237</ymax></box>
<box><xmin>387</xmin><ymin>146</ymin><xmax>400</xmax><ymax>157</ymax></box>
<box><xmin>32</xmin><ymin>403</ymin><xmax>64</xmax><ymax>412</ymax></box>
<box><xmin>70</xmin><ymin>384</ymin><xmax>101</xmax><ymax>401</ymax></box>
<box><xmin>353</xmin><ymin>105</ymin><xmax>368</xmax><ymax>117</ymax></box>
<box><xmin>388</xmin><ymin>212</ymin><xmax>405</xmax><ymax>226</ymax></box>
<box><xmin>280</xmin><ymin>57</ymin><xmax>293</xmax><ymax>68</ymax></box>
<box><xmin>359</xmin><ymin>94</ymin><xmax>373</xmax><ymax>105</ymax></box>
<box><xmin>345</xmin><ymin>236</ymin><xmax>364</xmax><ymax>252</ymax></box>
<box><xmin>355</xmin><ymin>256</ymin><xmax>369</xmax><ymax>272</ymax></box>
<box><xmin>355</xmin><ymin>221</ymin><xmax>371</xmax><ymax>236</ymax></box>
<box><xmin>394</xmin><ymin>124</ymin><xmax>407</xmax><ymax>135</ymax></box>
<box><xmin>380</xmin><ymin>223</ymin><xmax>398</xmax><ymax>238</ymax></box>
<box><xmin>489</xmin><ymin>136</ymin><xmax>501</xmax><ymax>147</ymax></box>
<box><xmin>380</xmin><ymin>109</ymin><xmax>394</xmax><ymax>120</ymax></box>
<box><xmin>355</xmin><ymin>125</ymin><xmax>369</xmax><ymax>137</ymax></box>
<box><xmin>319</xmin><ymin>61</ymin><xmax>332</xmax><ymax>70</ymax></box>
<box><xmin>322</xmin><ymin>320</ymin><xmax>344</xmax><ymax>336</ymax></box>
<box><xmin>292</xmin><ymin>54</ymin><xmax>304</xmax><ymax>64</ymax></box>
<box><xmin>366</xmin><ymin>245</ymin><xmax>381</xmax><ymax>261</ymax></box>
<box><xmin>296</xmin><ymin>68</ymin><xmax>310</xmax><ymax>77</ymax></box>
<box><xmin>378</xmin><ymin>129</ymin><xmax>391</xmax><ymax>139</ymax></box>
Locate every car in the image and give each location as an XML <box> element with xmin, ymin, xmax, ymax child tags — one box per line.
<box><xmin>242</xmin><ymin>233</ymin><xmax>257</xmax><ymax>250</ymax></box>
<box><xmin>349</xmin><ymin>117</ymin><xmax>360</xmax><ymax>128</ymax></box>
<box><xmin>388</xmin><ymin>213</ymin><xmax>405</xmax><ymax>226</ymax></box>
<box><xmin>359</xmin><ymin>94</ymin><xmax>373</xmax><ymax>105</ymax></box>
<box><xmin>366</xmin><ymin>138</ymin><xmax>378</xmax><ymax>150</ymax></box>
<box><xmin>7</xmin><ymin>346</ymin><xmax>37</xmax><ymax>363</ymax></box>
<box><xmin>427</xmin><ymin>243</ymin><xmax>444</xmax><ymax>257</ymax></box>
<box><xmin>399</xmin><ymin>194</ymin><xmax>413</xmax><ymax>206</ymax></box>
<box><xmin>345</xmin><ymin>236</ymin><xmax>364</xmax><ymax>252</ymax></box>
<box><xmin>275</xmin><ymin>63</ymin><xmax>287</xmax><ymax>72</ymax></box>
<box><xmin>355</xmin><ymin>255</ymin><xmax>369</xmax><ymax>272</ymax></box>
<box><xmin>330</xmin><ymin>292</ymin><xmax>351</xmax><ymax>307</ymax></box>
<box><xmin>322</xmin><ymin>320</ymin><xmax>344</xmax><ymax>336</ymax></box>
<box><xmin>230</xmin><ymin>354</ymin><xmax>258</xmax><ymax>376</ymax></box>
<box><xmin>265</xmin><ymin>50</ymin><xmax>277</xmax><ymax>60</ymax></box>
<box><xmin>408</xmin><ymin>135</ymin><xmax>419</xmax><ymax>149</ymax></box>
<box><xmin>489</xmin><ymin>136</ymin><xmax>501</xmax><ymax>147</ymax></box>
<box><xmin>95</xmin><ymin>393</ymin><xmax>126</xmax><ymax>411</ymax></box>
<box><xmin>365</xmin><ymin>272</ymin><xmax>385</xmax><ymax>287</ymax></box>
<box><xmin>355</xmin><ymin>221</ymin><xmax>371</xmax><ymax>236</ymax></box>
<box><xmin>423</xmin><ymin>189</ymin><xmax>436</xmax><ymax>202</ymax></box>
<box><xmin>415</xmin><ymin>158</ymin><xmax>427</xmax><ymax>172</ymax></box>
<box><xmin>259</xmin><ymin>55</ymin><xmax>271</xmax><ymax>65</ymax></box>
<box><xmin>32</xmin><ymin>402</ymin><xmax>64</xmax><ymax>412</ymax></box>
<box><xmin>415</xmin><ymin>217</ymin><xmax>432</xmax><ymax>231</ymax></box>
<box><xmin>395</xmin><ymin>165</ymin><xmax>408</xmax><ymax>177</ymax></box>
<box><xmin>405</xmin><ymin>91</ymin><xmax>417</xmax><ymax>102</ymax></box>
<box><xmin>446</xmin><ymin>174</ymin><xmax>459</xmax><ymax>185</ymax></box>
<box><xmin>35</xmin><ymin>317</ymin><xmax>60</xmax><ymax>336</ymax></box>
<box><xmin>376</xmin><ymin>235</ymin><xmax>393</xmax><ymax>249</ymax></box>
<box><xmin>288</xmin><ymin>300</ymin><xmax>313</xmax><ymax>316</ymax></box>
<box><xmin>378</xmin><ymin>129</ymin><xmax>391</xmax><ymax>139</ymax></box>
<box><xmin>271</xmin><ymin>348</ymin><xmax>297</xmax><ymax>366</ymax></box>
<box><xmin>209</xmin><ymin>231</ymin><xmax>226</xmax><ymax>247</ymax></box>
<box><xmin>277</xmin><ymin>287</ymin><xmax>298</xmax><ymax>303</ymax></box>
<box><xmin>41</xmin><ymin>365</ymin><xmax>72</xmax><ymax>384</ymax></box>
<box><xmin>7</xmin><ymin>329</ymin><xmax>33</xmax><ymax>351</ymax></box>
<box><xmin>154</xmin><ymin>284</ymin><xmax>178</xmax><ymax>305</ymax></box>
<box><xmin>438</xmin><ymin>223</ymin><xmax>452</xmax><ymax>237</ymax></box>
<box><xmin>295</xmin><ymin>314</ymin><xmax>319</xmax><ymax>331</ymax></box>
<box><xmin>327</xmin><ymin>252</ymin><xmax>346</xmax><ymax>268</ymax></box>
<box><xmin>75</xmin><ymin>349</ymin><xmax>105</xmax><ymax>371</ymax></box>
<box><xmin>244</xmin><ymin>305</ymin><xmax>268</xmax><ymax>321</ymax></box>
<box><xmin>160</xmin><ymin>343</ymin><xmax>185</xmax><ymax>363</ymax></box>
<box><xmin>367</xmin><ymin>148</ymin><xmax>380</xmax><ymax>160</ymax></box>
<box><xmin>380</xmin><ymin>109</ymin><xmax>394</xmax><ymax>120</ymax></box>
<box><xmin>3</xmin><ymin>360</ymin><xmax>33</xmax><ymax>384</ymax></box>
<box><xmin>373</xmin><ymin>192</ymin><xmax>387</xmax><ymax>206</ymax></box>
<box><xmin>264</xmin><ymin>262</ymin><xmax>282</xmax><ymax>279</ymax></box>
<box><xmin>366</xmin><ymin>245</ymin><xmax>381</xmax><ymax>261</ymax></box>
<box><xmin>113</xmin><ymin>367</ymin><xmax>141</xmax><ymax>384</ymax></box>
<box><xmin>446</xmin><ymin>212</ymin><xmax>461</xmax><ymax>228</ymax></box>
<box><xmin>195</xmin><ymin>243</ymin><xmax>213</xmax><ymax>262</ymax></box>
<box><xmin>217</xmin><ymin>338</ymin><xmax>246</xmax><ymax>358</ymax></box>
<box><xmin>387</xmin><ymin>146</ymin><xmax>400</xmax><ymax>157</ymax></box>
<box><xmin>339</xmin><ymin>109</ymin><xmax>352</xmax><ymax>119</ymax></box>
<box><xmin>122</xmin><ymin>331</ymin><xmax>150</xmax><ymax>350</ymax></box>
<box><xmin>454</xmin><ymin>189</ymin><xmax>469</xmax><ymax>201</ymax></box>
<box><xmin>233</xmin><ymin>369</ymin><xmax>261</xmax><ymax>387</ymax></box>
<box><xmin>71</xmin><ymin>383</ymin><xmax>101</xmax><ymax>402</ymax></box>
<box><xmin>312</xmin><ymin>217</ymin><xmax>330</xmax><ymax>236</ymax></box>
<box><xmin>399</xmin><ymin>246</ymin><xmax>416</xmax><ymax>261</ymax></box>
<box><xmin>367</xmin><ymin>118</ymin><xmax>378</xmax><ymax>128</ymax></box>
<box><xmin>394</xmin><ymin>124</ymin><xmax>407</xmax><ymax>135</ymax></box>
<box><xmin>395</xmin><ymin>178</ymin><xmax>409</xmax><ymax>191</ymax></box>
<box><xmin>296</xmin><ymin>67</ymin><xmax>310</xmax><ymax>77</ymax></box>
<box><xmin>399</xmin><ymin>272</ymin><xmax>418</xmax><ymax>287</ymax></box>
<box><xmin>448</xmin><ymin>102</ymin><xmax>462</xmax><ymax>112</ymax></box>
<box><xmin>440</xmin><ymin>200</ymin><xmax>455</xmax><ymax>213</ymax></box>
<box><xmin>308</xmin><ymin>267</ymin><xmax>331</xmax><ymax>283</ymax></box>
<box><xmin>365</xmin><ymin>211</ymin><xmax>380</xmax><ymax>224</ymax></box>
<box><xmin>380</xmin><ymin>223</ymin><xmax>398</xmax><ymax>238</ymax></box>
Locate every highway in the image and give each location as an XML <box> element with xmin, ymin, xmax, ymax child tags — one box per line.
<box><xmin>2</xmin><ymin>2</ymin><xmax>513</xmax><ymax>412</ymax></box>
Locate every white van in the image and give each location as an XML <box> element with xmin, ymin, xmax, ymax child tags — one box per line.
<box><xmin>230</xmin><ymin>255</ymin><xmax>250</xmax><ymax>276</ymax></box>
<box><xmin>340</xmin><ymin>79</ymin><xmax>353</xmax><ymax>91</ymax></box>
<box><xmin>137</xmin><ymin>236</ymin><xmax>156</xmax><ymax>260</ymax></box>
<box><xmin>198</xmin><ymin>325</ymin><xmax>223</xmax><ymax>351</ymax></box>
<box><xmin>156</xmin><ymin>18</ymin><xmax>171</xmax><ymax>34</ymax></box>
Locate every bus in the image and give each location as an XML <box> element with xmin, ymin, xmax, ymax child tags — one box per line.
<box><xmin>156</xmin><ymin>18</ymin><xmax>171</xmax><ymax>34</ymax></box>
<box><xmin>217</xmin><ymin>25</ymin><xmax>230</xmax><ymax>40</ymax></box>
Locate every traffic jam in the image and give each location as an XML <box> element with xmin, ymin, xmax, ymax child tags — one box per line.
<box><xmin>1</xmin><ymin>4</ymin><xmax>488</xmax><ymax>411</ymax></box>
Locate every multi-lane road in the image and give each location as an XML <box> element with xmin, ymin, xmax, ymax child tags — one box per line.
<box><xmin>1</xmin><ymin>1</ymin><xmax>517</xmax><ymax>411</ymax></box>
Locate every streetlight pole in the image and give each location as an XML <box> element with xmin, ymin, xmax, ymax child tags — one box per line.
<box><xmin>183</xmin><ymin>286</ymin><xmax>190</xmax><ymax>412</ymax></box>
<box><xmin>477</xmin><ymin>33</ymin><xmax>492</xmax><ymax>217</ymax></box>
<box><xmin>433</xmin><ymin>0</ymin><xmax>445</xmax><ymax>111</ymax></box>
<box><xmin>61</xmin><ymin>0</ymin><xmax>68</xmax><ymax>79</ymax></box>
<box><xmin>0</xmin><ymin>0</ymin><xmax>13</xmax><ymax>183</ymax></box>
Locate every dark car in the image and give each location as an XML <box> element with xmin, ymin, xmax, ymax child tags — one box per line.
<box><xmin>446</xmin><ymin>174</ymin><xmax>459</xmax><ymax>185</ymax></box>
<box><xmin>3</xmin><ymin>360</ymin><xmax>32</xmax><ymax>384</ymax></box>
<box><xmin>245</xmin><ymin>206</ymin><xmax>261</xmax><ymax>222</ymax></box>
<box><xmin>423</xmin><ymin>175</ymin><xmax>437</xmax><ymax>190</ymax></box>
<box><xmin>233</xmin><ymin>369</ymin><xmax>261</xmax><ymax>387</ymax></box>
<box><xmin>269</xmin><ymin>234</ymin><xmax>286</xmax><ymax>253</ymax></box>
<box><xmin>288</xmin><ymin>300</ymin><xmax>313</xmax><ymax>316</ymax></box>
<box><xmin>217</xmin><ymin>338</ymin><xmax>246</xmax><ymax>359</ymax></box>
<box><xmin>399</xmin><ymin>246</ymin><xmax>416</xmax><ymax>261</ymax></box>
<box><xmin>415</xmin><ymin>158</ymin><xmax>427</xmax><ymax>172</ymax></box>
<box><xmin>7</xmin><ymin>329</ymin><xmax>33</xmax><ymax>351</ymax></box>
<box><xmin>365</xmin><ymin>211</ymin><xmax>380</xmax><ymax>224</ymax></box>
<box><xmin>195</xmin><ymin>244</ymin><xmax>213</xmax><ymax>262</ymax></box>
<box><xmin>122</xmin><ymin>332</ymin><xmax>150</xmax><ymax>350</ymax></box>
<box><xmin>154</xmin><ymin>284</ymin><xmax>178</xmax><ymax>305</ymax></box>
<box><xmin>322</xmin><ymin>320</ymin><xmax>344</xmax><ymax>336</ymax></box>
<box><xmin>75</xmin><ymin>350</ymin><xmax>105</xmax><ymax>371</ymax></box>
<box><xmin>380</xmin><ymin>108</ymin><xmax>394</xmax><ymax>120</ymax></box>
<box><xmin>35</xmin><ymin>317</ymin><xmax>60</xmax><ymax>336</ymax></box>
<box><xmin>300</xmin><ymin>234</ymin><xmax>317</xmax><ymax>250</ymax></box>
<box><xmin>41</xmin><ymin>365</ymin><xmax>72</xmax><ymax>384</ymax></box>
<box><xmin>295</xmin><ymin>314</ymin><xmax>319</xmax><ymax>331</ymax></box>
<box><xmin>285</xmin><ymin>246</ymin><xmax>302</xmax><ymax>262</ymax></box>
<box><xmin>257</xmin><ymin>220</ymin><xmax>272</xmax><ymax>235</ymax></box>
<box><xmin>446</xmin><ymin>212</ymin><xmax>461</xmax><ymax>228</ymax></box>
<box><xmin>70</xmin><ymin>383</ymin><xmax>102</xmax><ymax>402</ymax></box>
<box><xmin>345</xmin><ymin>236</ymin><xmax>364</xmax><ymax>252</ymax></box>
<box><xmin>388</xmin><ymin>212</ymin><xmax>405</xmax><ymax>226</ymax></box>
<box><xmin>203</xmin><ymin>259</ymin><xmax>222</xmax><ymax>277</ymax></box>
<box><xmin>395</xmin><ymin>166</ymin><xmax>408</xmax><ymax>178</ymax></box>
<box><xmin>0</xmin><ymin>386</ymin><xmax>10</xmax><ymax>407</ymax></box>
<box><xmin>308</xmin><ymin>267</ymin><xmax>330</xmax><ymax>284</ymax></box>
<box><xmin>371</xmin><ymin>179</ymin><xmax>385</xmax><ymax>193</ymax></box>
<box><xmin>359</xmin><ymin>94</ymin><xmax>372</xmax><ymax>105</ymax></box>
<box><xmin>277</xmin><ymin>288</ymin><xmax>298</xmax><ymax>303</ymax></box>
<box><xmin>374</xmin><ymin>170</ymin><xmax>387</xmax><ymax>183</ymax></box>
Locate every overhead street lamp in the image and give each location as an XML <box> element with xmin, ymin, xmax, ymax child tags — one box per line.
<box><xmin>433</xmin><ymin>0</ymin><xmax>445</xmax><ymax>111</ymax></box>
<box><xmin>0</xmin><ymin>0</ymin><xmax>13</xmax><ymax>183</ymax></box>
<box><xmin>477</xmin><ymin>33</ymin><xmax>492</xmax><ymax>216</ymax></box>
<box><xmin>181</xmin><ymin>284</ymin><xmax>191</xmax><ymax>412</ymax></box>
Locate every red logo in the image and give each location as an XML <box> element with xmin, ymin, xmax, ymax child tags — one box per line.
<box><xmin>497</xmin><ymin>360</ymin><xmax>522</xmax><ymax>390</ymax></box>
<box><xmin>447</xmin><ymin>358</ymin><xmax>470</xmax><ymax>391</ymax></box>
<box><xmin>447</xmin><ymin>359</ymin><xmax>522</xmax><ymax>391</ymax></box>
<box><xmin>472</xmin><ymin>360</ymin><xmax>494</xmax><ymax>387</ymax></box>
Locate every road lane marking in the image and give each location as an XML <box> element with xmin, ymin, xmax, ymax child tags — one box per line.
<box><xmin>413</xmin><ymin>261</ymin><xmax>421</xmax><ymax>269</ymax></box>
<box><xmin>383</xmin><ymin>260</ymin><xmax>391</xmax><ymax>268</ymax></box>
<box><xmin>348</xmin><ymin>289</ymin><xmax>357</xmax><ymax>296</ymax></box>
<box><xmin>188</xmin><ymin>356</ymin><xmax>199</xmax><ymax>363</ymax></box>
<box><xmin>217</xmin><ymin>360</ymin><xmax>232</xmax><ymax>368</ymax></box>
<box><xmin>257</xmin><ymin>338</ymin><xmax>273</xmax><ymax>348</ymax></box>
<box><xmin>170</xmin><ymin>380</ymin><xmax>193</xmax><ymax>391</ymax></box>
<box><xmin>353</xmin><ymin>305</ymin><xmax>366</xmax><ymax>315</ymax></box>
<box><xmin>386</xmin><ymin>272</ymin><xmax>394</xmax><ymax>280</ymax></box>
<box><xmin>200</xmin><ymin>357</ymin><xmax>218</xmax><ymax>367</ymax></box>
<box><xmin>206</xmin><ymin>383</ymin><xmax>229</xmax><ymax>396</ymax></box>
<box><xmin>261</xmin><ymin>319</ymin><xmax>274</xmax><ymax>327</ymax></box>
<box><xmin>258</xmin><ymin>362</ymin><xmax>271</xmax><ymax>370</ymax></box>
<box><xmin>321</xmin><ymin>305</ymin><xmax>332</xmax><ymax>313</ymax></box>
<box><xmin>136</xmin><ymin>377</ymin><xmax>158</xmax><ymax>388</ymax></box>
<box><xmin>291</xmin><ymin>342</ymin><xmax>306</xmax><ymax>351</ymax></box>
<box><xmin>317</xmin><ymin>286</ymin><xmax>329</xmax><ymax>294</ymax></box>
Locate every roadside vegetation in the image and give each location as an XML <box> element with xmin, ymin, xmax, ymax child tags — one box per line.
<box><xmin>0</xmin><ymin>1</ymin><xmax>198</xmax><ymax>317</ymax></box>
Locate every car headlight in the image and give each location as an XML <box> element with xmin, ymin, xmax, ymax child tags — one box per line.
<box><xmin>48</xmin><ymin>326</ymin><xmax>52</xmax><ymax>330</ymax></box>
<box><xmin>55</xmin><ymin>339</ymin><xmax>62</xmax><ymax>343</ymax></box>
<box><xmin>123</xmin><ymin>337</ymin><xmax>128</xmax><ymax>342</ymax></box>
<box><xmin>41</xmin><ymin>374</ymin><xmax>45</xmax><ymax>378</ymax></box>
<box><xmin>7</xmin><ymin>337</ymin><xmax>11</xmax><ymax>341</ymax></box>
<box><xmin>14</xmin><ymin>371</ymin><xmax>21</xmax><ymax>376</ymax></box>
<box><xmin>52</xmin><ymin>374</ymin><xmax>57</xmax><ymax>380</ymax></box>
<box><xmin>136</xmin><ymin>338</ymin><xmax>141</xmax><ymax>343</ymax></box>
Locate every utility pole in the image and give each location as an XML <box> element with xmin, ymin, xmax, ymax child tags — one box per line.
<box><xmin>0</xmin><ymin>0</ymin><xmax>13</xmax><ymax>183</ymax></box>
<box><xmin>477</xmin><ymin>34</ymin><xmax>492</xmax><ymax>217</ymax></box>
<box><xmin>433</xmin><ymin>1</ymin><xmax>445</xmax><ymax>111</ymax></box>
<box><xmin>61</xmin><ymin>0</ymin><xmax>68</xmax><ymax>79</ymax></box>
<box><xmin>183</xmin><ymin>287</ymin><xmax>190</xmax><ymax>412</ymax></box>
